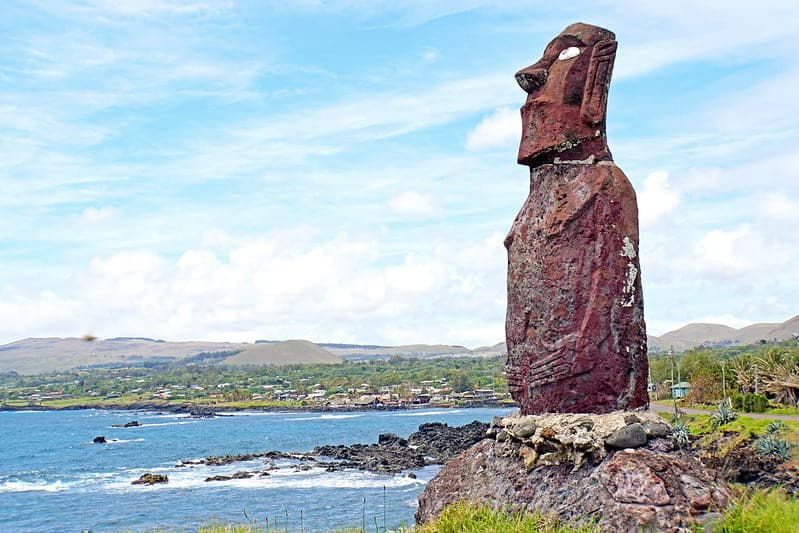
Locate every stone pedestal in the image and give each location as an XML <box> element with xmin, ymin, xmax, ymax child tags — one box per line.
<box><xmin>416</xmin><ymin>412</ymin><xmax>730</xmax><ymax>532</ymax></box>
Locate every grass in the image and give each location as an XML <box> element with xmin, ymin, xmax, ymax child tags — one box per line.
<box><xmin>713</xmin><ymin>488</ymin><xmax>799</xmax><ymax>533</ymax></box>
<box><xmin>414</xmin><ymin>502</ymin><xmax>598</xmax><ymax>533</ymax></box>
<box><xmin>125</xmin><ymin>489</ymin><xmax>799</xmax><ymax>532</ymax></box>
<box><xmin>653</xmin><ymin>398</ymin><xmax>799</xmax><ymax>416</ymax></box>
<box><xmin>195</xmin><ymin>526</ymin><xmax>361</xmax><ymax>533</ymax></box>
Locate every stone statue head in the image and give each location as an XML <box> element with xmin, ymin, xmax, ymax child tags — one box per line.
<box><xmin>516</xmin><ymin>22</ymin><xmax>617</xmax><ymax>166</ymax></box>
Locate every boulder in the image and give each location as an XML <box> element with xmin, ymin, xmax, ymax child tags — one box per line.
<box><xmin>93</xmin><ymin>436</ymin><xmax>106</xmax><ymax>444</ymax></box>
<box><xmin>204</xmin><ymin>471</ymin><xmax>255</xmax><ymax>482</ymax></box>
<box><xmin>112</xmin><ymin>420</ymin><xmax>141</xmax><ymax>428</ymax></box>
<box><xmin>605</xmin><ymin>423</ymin><xmax>647</xmax><ymax>449</ymax></box>
<box><xmin>131</xmin><ymin>473</ymin><xmax>168</xmax><ymax>485</ymax></box>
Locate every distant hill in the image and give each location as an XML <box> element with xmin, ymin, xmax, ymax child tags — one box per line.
<box><xmin>8</xmin><ymin>314</ymin><xmax>793</xmax><ymax>374</ymax></box>
<box><xmin>0</xmin><ymin>337</ymin><xmax>493</xmax><ymax>374</ymax></box>
<box><xmin>223</xmin><ymin>340</ymin><xmax>342</xmax><ymax>366</ymax></box>
<box><xmin>471</xmin><ymin>342</ymin><xmax>507</xmax><ymax>358</ymax></box>
<box><xmin>0</xmin><ymin>337</ymin><xmax>243</xmax><ymax>374</ymax></box>
<box><xmin>766</xmin><ymin>315</ymin><xmax>799</xmax><ymax>342</ymax></box>
<box><xmin>323</xmin><ymin>343</ymin><xmax>474</xmax><ymax>361</ymax></box>
<box><xmin>648</xmin><ymin>314</ymin><xmax>799</xmax><ymax>352</ymax></box>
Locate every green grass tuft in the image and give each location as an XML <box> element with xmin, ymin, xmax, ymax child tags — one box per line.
<box><xmin>714</xmin><ymin>488</ymin><xmax>799</xmax><ymax>533</ymax></box>
<box><xmin>415</xmin><ymin>501</ymin><xmax>598</xmax><ymax>533</ymax></box>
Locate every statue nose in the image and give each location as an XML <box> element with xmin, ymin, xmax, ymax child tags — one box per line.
<box><xmin>515</xmin><ymin>68</ymin><xmax>548</xmax><ymax>93</ymax></box>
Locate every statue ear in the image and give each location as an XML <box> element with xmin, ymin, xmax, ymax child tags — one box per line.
<box><xmin>581</xmin><ymin>39</ymin><xmax>617</xmax><ymax>124</ymax></box>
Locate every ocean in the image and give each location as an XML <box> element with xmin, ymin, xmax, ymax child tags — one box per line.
<box><xmin>0</xmin><ymin>407</ymin><xmax>513</xmax><ymax>532</ymax></box>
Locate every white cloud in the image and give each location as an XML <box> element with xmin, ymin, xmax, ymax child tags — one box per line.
<box><xmin>79</xmin><ymin>206</ymin><xmax>119</xmax><ymax>224</ymax></box>
<box><xmin>386</xmin><ymin>191</ymin><xmax>436</xmax><ymax>216</ymax></box>
<box><xmin>637</xmin><ymin>171</ymin><xmax>680</xmax><ymax>226</ymax></box>
<box><xmin>421</xmin><ymin>48</ymin><xmax>440</xmax><ymax>63</ymax></box>
<box><xmin>465</xmin><ymin>107</ymin><xmax>519</xmax><ymax>151</ymax></box>
<box><xmin>0</xmin><ymin>230</ymin><xmax>507</xmax><ymax>346</ymax></box>
<box><xmin>609</xmin><ymin>1</ymin><xmax>799</xmax><ymax>79</ymax></box>
<box><xmin>48</xmin><ymin>0</ymin><xmax>230</xmax><ymax>18</ymax></box>
<box><xmin>684</xmin><ymin>224</ymin><xmax>795</xmax><ymax>283</ymax></box>
<box><xmin>691</xmin><ymin>225</ymin><xmax>752</xmax><ymax>276</ymax></box>
<box><xmin>695</xmin><ymin>314</ymin><xmax>753</xmax><ymax>329</ymax></box>
<box><xmin>759</xmin><ymin>192</ymin><xmax>799</xmax><ymax>220</ymax></box>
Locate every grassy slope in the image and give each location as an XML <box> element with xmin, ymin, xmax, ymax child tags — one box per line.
<box><xmin>141</xmin><ymin>491</ymin><xmax>799</xmax><ymax>532</ymax></box>
<box><xmin>223</xmin><ymin>340</ymin><xmax>342</xmax><ymax>366</ymax></box>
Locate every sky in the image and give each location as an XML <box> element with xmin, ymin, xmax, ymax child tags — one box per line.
<box><xmin>1</xmin><ymin>1</ymin><xmax>798</xmax><ymax>347</ymax></box>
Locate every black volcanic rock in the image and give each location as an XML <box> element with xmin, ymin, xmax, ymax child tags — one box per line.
<box><xmin>112</xmin><ymin>420</ymin><xmax>141</xmax><ymax>428</ymax></box>
<box><xmin>132</xmin><ymin>473</ymin><xmax>168</xmax><ymax>485</ymax></box>
<box><xmin>313</xmin><ymin>420</ymin><xmax>489</xmax><ymax>474</ymax></box>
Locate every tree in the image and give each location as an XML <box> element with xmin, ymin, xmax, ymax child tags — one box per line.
<box><xmin>452</xmin><ymin>371</ymin><xmax>473</xmax><ymax>393</ymax></box>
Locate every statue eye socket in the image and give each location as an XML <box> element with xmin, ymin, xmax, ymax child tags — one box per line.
<box><xmin>557</xmin><ymin>47</ymin><xmax>581</xmax><ymax>61</ymax></box>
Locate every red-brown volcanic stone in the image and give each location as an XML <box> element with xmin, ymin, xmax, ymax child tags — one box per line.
<box><xmin>505</xmin><ymin>22</ymin><xmax>649</xmax><ymax>414</ymax></box>
<box><xmin>504</xmin><ymin>161</ymin><xmax>648</xmax><ymax>414</ymax></box>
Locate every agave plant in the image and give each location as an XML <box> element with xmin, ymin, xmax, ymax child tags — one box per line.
<box><xmin>672</xmin><ymin>420</ymin><xmax>690</xmax><ymax>448</ymax></box>
<box><xmin>710</xmin><ymin>401</ymin><xmax>738</xmax><ymax>430</ymax></box>
<box><xmin>767</xmin><ymin>420</ymin><xmax>784</xmax><ymax>434</ymax></box>
<box><xmin>755</xmin><ymin>433</ymin><xmax>793</xmax><ymax>462</ymax></box>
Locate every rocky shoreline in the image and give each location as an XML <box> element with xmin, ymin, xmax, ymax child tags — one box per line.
<box><xmin>171</xmin><ymin>420</ymin><xmax>490</xmax><ymax>476</ymax></box>
<box><xmin>129</xmin><ymin>420</ymin><xmax>490</xmax><ymax>487</ymax></box>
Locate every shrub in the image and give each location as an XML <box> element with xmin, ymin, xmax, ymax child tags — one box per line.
<box><xmin>686</xmin><ymin>371</ymin><xmax>722</xmax><ymax>404</ymax></box>
<box><xmin>732</xmin><ymin>393</ymin><xmax>769</xmax><ymax>413</ymax></box>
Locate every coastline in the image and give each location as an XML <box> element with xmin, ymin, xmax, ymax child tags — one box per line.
<box><xmin>0</xmin><ymin>399</ymin><xmax>514</xmax><ymax>415</ymax></box>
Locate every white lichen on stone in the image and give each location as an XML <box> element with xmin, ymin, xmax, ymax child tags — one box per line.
<box><xmin>619</xmin><ymin>236</ymin><xmax>636</xmax><ymax>259</ymax></box>
<box><xmin>553</xmin><ymin>154</ymin><xmax>595</xmax><ymax>165</ymax></box>
<box><xmin>619</xmin><ymin>236</ymin><xmax>638</xmax><ymax>307</ymax></box>
<box><xmin>492</xmin><ymin>411</ymin><xmax>671</xmax><ymax>472</ymax></box>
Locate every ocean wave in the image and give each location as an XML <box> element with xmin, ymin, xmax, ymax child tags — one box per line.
<box><xmin>390</xmin><ymin>410</ymin><xmax>462</xmax><ymax>417</ymax></box>
<box><xmin>287</xmin><ymin>414</ymin><xmax>364</xmax><ymax>421</ymax></box>
<box><xmin>0</xmin><ymin>479</ymin><xmax>71</xmax><ymax>493</ymax></box>
<box><xmin>105</xmin><ymin>438</ymin><xmax>146</xmax><ymax>444</ymax></box>
<box><xmin>223</xmin><ymin>411</ymin><xmax>285</xmax><ymax>417</ymax></box>
<box><xmin>132</xmin><ymin>420</ymin><xmax>197</xmax><ymax>427</ymax></box>
<box><xmin>98</xmin><ymin>462</ymin><xmax>424</xmax><ymax>493</ymax></box>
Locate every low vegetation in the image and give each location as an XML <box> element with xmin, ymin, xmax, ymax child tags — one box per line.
<box><xmin>0</xmin><ymin>356</ymin><xmax>510</xmax><ymax>410</ymax></box>
<box><xmin>649</xmin><ymin>339</ymin><xmax>799</xmax><ymax>411</ymax></box>
<box><xmin>713</xmin><ymin>488</ymin><xmax>799</xmax><ymax>533</ymax></box>
<box><xmin>139</xmin><ymin>490</ymin><xmax>799</xmax><ymax>532</ymax></box>
<box><xmin>413</xmin><ymin>502</ymin><xmax>598</xmax><ymax>533</ymax></box>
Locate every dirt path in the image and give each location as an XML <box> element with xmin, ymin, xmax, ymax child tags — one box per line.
<box><xmin>649</xmin><ymin>401</ymin><xmax>799</xmax><ymax>421</ymax></box>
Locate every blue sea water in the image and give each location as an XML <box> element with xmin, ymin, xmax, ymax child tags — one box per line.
<box><xmin>0</xmin><ymin>407</ymin><xmax>513</xmax><ymax>532</ymax></box>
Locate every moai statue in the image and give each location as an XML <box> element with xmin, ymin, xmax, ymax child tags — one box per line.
<box><xmin>505</xmin><ymin>23</ymin><xmax>649</xmax><ymax>414</ymax></box>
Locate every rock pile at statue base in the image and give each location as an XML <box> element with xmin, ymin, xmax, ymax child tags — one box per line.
<box><xmin>416</xmin><ymin>411</ymin><xmax>730</xmax><ymax>532</ymax></box>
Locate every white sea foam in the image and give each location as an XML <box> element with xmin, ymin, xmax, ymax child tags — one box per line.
<box><xmin>0</xmin><ymin>479</ymin><xmax>71</xmax><ymax>493</ymax></box>
<box><xmin>391</xmin><ymin>410</ymin><xmax>461</xmax><ymax>417</ymax></box>
<box><xmin>288</xmin><ymin>414</ymin><xmax>364</xmax><ymax>421</ymax></box>
<box><xmin>98</xmin><ymin>461</ymin><xmax>425</xmax><ymax>493</ymax></box>
<box><xmin>134</xmin><ymin>420</ymin><xmax>196</xmax><ymax>427</ymax></box>
<box><xmin>223</xmin><ymin>411</ymin><xmax>284</xmax><ymax>417</ymax></box>
<box><xmin>106</xmin><ymin>438</ymin><xmax>146</xmax><ymax>444</ymax></box>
